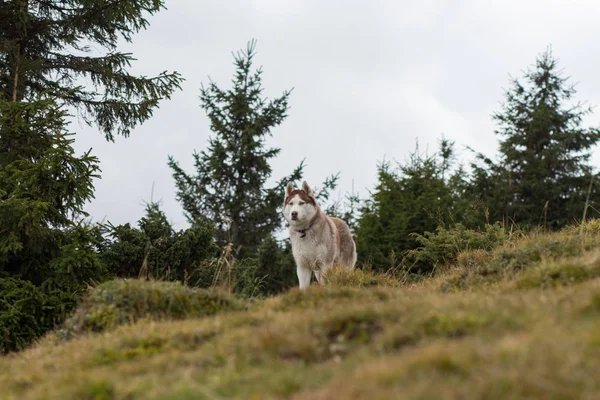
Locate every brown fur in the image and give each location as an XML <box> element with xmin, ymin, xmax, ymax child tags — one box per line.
<box><xmin>331</xmin><ymin>217</ymin><xmax>356</xmax><ymax>268</ymax></box>
<box><xmin>284</xmin><ymin>189</ymin><xmax>316</xmax><ymax>206</ymax></box>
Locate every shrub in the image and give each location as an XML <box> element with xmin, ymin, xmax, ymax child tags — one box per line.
<box><xmin>188</xmin><ymin>235</ymin><xmax>298</xmax><ymax>298</ymax></box>
<box><xmin>404</xmin><ymin>223</ymin><xmax>506</xmax><ymax>273</ymax></box>
<box><xmin>238</xmin><ymin>235</ymin><xmax>297</xmax><ymax>297</ymax></box>
<box><xmin>101</xmin><ymin>202</ymin><xmax>217</xmax><ymax>283</ymax></box>
<box><xmin>59</xmin><ymin>279</ymin><xmax>245</xmax><ymax>339</ymax></box>
<box><xmin>456</xmin><ymin>249</ymin><xmax>495</xmax><ymax>269</ymax></box>
<box><xmin>0</xmin><ymin>277</ymin><xmax>75</xmax><ymax>353</ymax></box>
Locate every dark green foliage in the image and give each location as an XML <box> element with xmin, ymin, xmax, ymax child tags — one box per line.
<box><xmin>43</xmin><ymin>222</ymin><xmax>108</xmax><ymax>290</ymax></box>
<box><xmin>237</xmin><ymin>235</ymin><xmax>297</xmax><ymax>297</ymax></box>
<box><xmin>404</xmin><ymin>223</ymin><xmax>507</xmax><ymax>273</ymax></box>
<box><xmin>101</xmin><ymin>202</ymin><xmax>217</xmax><ymax>283</ymax></box>
<box><xmin>170</xmin><ymin>234</ymin><xmax>297</xmax><ymax>298</ymax></box>
<box><xmin>0</xmin><ymin>0</ymin><xmax>183</xmax><ymax>140</ymax></box>
<box><xmin>168</xmin><ymin>40</ymin><xmax>304</xmax><ymax>256</ymax></box>
<box><xmin>254</xmin><ymin>235</ymin><xmax>297</xmax><ymax>296</ymax></box>
<box><xmin>356</xmin><ymin>138</ymin><xmax>485</xmax><ymax>271</ymax></box>
<box><xmin>469</xmin><ymin>47</ymin><xmax>600</xmax><ymax>229</ymax></box>
<box><xmin>0</xmin><ymin>98</ymin><xmax>107</xmax><ymax>354</ymax></box>
<box><xmin>59</xmin><ymin>279</ymin><xmax>245</xmax><ymax>339</ymax></box>
<box><xmin>0</xmin><ymin>0</ymin><xmax>179</xmax><ymax>352</ymax></box>
<box><xmin>0</xmin><ymin>277</ymin><xmax>77</xmax><ymax>353</ymax></box>
<box><xmin>0</xmin><ymin>277</ymin><xmax>48</xmax><ymax>353</ymax></box>
<box><xmin>0</xmin><ymin>99</ymin><xmax>101</xmax><ymax>278</ymax></box>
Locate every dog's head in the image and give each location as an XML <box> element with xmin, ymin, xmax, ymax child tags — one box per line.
<box><xmin>283</xmin><ymin>181</ymin><xmax>318</xmax><ymax>227</ymax></box>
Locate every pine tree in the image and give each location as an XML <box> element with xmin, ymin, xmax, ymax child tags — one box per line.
<box><xmin>0</xmin><ymin>0</ymin><xmax>182</xmax><ymax>352</ymax></box>
<box><xmin>0</xmin><ymin>97</ymin><xmax>105</xmax><ymax>286</ymax></box>
<box><xmin>470</xmin><ymin>48</ymin><xmax>600</xmax><ymax>229</ymax></box>
<box><xmin>1</xmin><ymin>0</ymin><xmax>183</xmax><ymax>276</ymax></box>
<box><xmin>168</xmin><ymin>40</ymin><xmax>304</xmax><ymax>256</ymax></box>
<box><xmin>0</xmin><ymin>0</ymin><xmax>183</xmax><ymax>140</ymax></box>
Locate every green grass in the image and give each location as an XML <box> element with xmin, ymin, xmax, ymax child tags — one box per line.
<box><xmin>2</xmin><ymin>221</ymin><xmax>600</xmax><ymax>399</ymax></box>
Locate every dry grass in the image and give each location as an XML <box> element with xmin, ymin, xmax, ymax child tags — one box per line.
<box><xmin>2</xmin><ymin>221</ymin><xmax>600</xmax><ymax>399</ymax></box>
<box><xmin>321</xmin><ymin>266</ymin><xmax>399</xmax><ymax>289</ymax></box>
<box><xmin>440</xmin><ymin>222</ymin><xmax>600</xmax><ymax>292</ymax></box>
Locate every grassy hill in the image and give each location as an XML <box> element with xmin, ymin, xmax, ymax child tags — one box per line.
<box><xmin>2</xmin><ymin>221</ymin><xmax>600</xmax><ymax>399</ymax></box>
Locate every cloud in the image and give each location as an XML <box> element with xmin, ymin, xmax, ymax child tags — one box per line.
<box><xmin>72</xmin><ymin>0</ymin><xmax>600</xmax><ymax>230</ymax></box>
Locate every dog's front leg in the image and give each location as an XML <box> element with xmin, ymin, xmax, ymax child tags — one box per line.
<box><xmin>297</xmin><ymin>266</ymin><xmax>312</xmax><ymax>289</ymax></box>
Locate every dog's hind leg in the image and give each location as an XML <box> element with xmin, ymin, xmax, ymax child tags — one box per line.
<box><xmin>314</xmin><ymin>270</ymin><xmax>322</xmax><ymax>285</ymax></box>
<box><xmin>314</xmin><ymin>264</ymin><xmax>330</xmax><ymax>285</ymax></box>
<box><xmin>297</xmin><ymin>266</ymin><xmax>312</xmax><ymax>289</ymax></box>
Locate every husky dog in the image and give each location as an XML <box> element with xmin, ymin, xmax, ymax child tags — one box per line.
<box><xmin>283</xmin><ymin>181</ymin><xmax>357</xmax><ymax>289</ymax></box>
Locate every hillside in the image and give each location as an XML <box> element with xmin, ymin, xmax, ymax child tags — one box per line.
<box><xmin>2</xmin><ymin>222</ymin><xmax>600</xmax><ymax>399</ymax></box>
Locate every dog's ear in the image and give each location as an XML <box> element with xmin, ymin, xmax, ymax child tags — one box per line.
<box><xmin>301</xmin><ymin>181</ymin><xmax>314</xmax><ymax>197</ymax></box>
<box><xmin>285</xmin><ymin>182</ymin><xmax>295</xmax><ymax>197</ymax></box>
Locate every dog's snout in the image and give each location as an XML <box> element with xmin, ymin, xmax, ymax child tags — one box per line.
<box><xmin>291</xmin><ymin>211</ymin><xmax>298</xmax><ymax>219</ymax></box>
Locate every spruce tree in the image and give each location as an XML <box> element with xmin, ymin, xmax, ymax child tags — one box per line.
<box><xmin>470</xmin><ymin>48</ymin><xmax>600</xmax><ymax>229</ymax></box>
<box><xmin>0</xmin><ymin>0</ymin><xmax>183</xmax><ymax>140</ymax></box>
<box><xmin>0</xmin><ymin>0</ymin><xmax>182</xmax><ymax>351</ymax></box>
<box><xmin>168</xmin><ymin>40</ymin><xmax>304</xmax><ymax>256</ymax></box>
<box><xmin>1</xmin><ymin>0</ymin><xmax>183</xmax><ymax>274</ymax></box>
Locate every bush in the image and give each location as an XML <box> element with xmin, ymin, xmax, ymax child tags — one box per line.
<box><xmin>188</xmin><ymin>235</ymin><xmax>298</xmax><ymax>298</ymax></box>
<box><xmin>0</xmin><ymin>278</ymin><xmax>74</xmax><ymax>353</ymax></box>
<box><xmin>101</xmin><ymin>202</ymin><xmax>217</xmax><ymax>283</ymax></box>
<box><xmin>239</xmin><ymin>235</ymin><xmax>297</xmax><ymax>297</ymax></box>
<box><xmin>59</xmin><ymin>279</ymin><xmax>245</xmax><ymax>339</ymax></box>
<box><xmin>0</xmin><ymin>225</ymin><xmax>107</xmax><ymax>354</ymax></box>
<box><xmin>404</xmin><ymin>223</ymin><xmax>506</xmax><ymax>273</ymax></box>
<box><xmin>456</xmin><ymin>249</ymin><xmax>495</xmax><ymax>269</ymax></box>
<box><xmin>186</xmin><ymin>242</ymin><xmax>253</xmax><ymax>293</ymax></box>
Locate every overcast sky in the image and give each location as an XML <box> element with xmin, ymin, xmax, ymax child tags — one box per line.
<box><xmin>73</xmin><ymin>0</ymin><xmax>600</xmax><ymax>231</ymax></box>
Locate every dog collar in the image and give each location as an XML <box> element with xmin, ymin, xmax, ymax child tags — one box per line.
<box><xmin>297</xmin><ymin>224</ymin><xmax>313</xmax><ymax>238</ymax></box>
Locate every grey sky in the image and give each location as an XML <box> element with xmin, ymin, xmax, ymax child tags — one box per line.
<box><xmin>73</xmin><ymin>0</ymin><xmax>600</xmax><ymax>231</ymax></box>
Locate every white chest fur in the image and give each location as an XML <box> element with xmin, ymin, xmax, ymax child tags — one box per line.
<box><xmin>290</xmin><ymin>232</ymin><xmax>330</xmax><ymax>271</ymax></box>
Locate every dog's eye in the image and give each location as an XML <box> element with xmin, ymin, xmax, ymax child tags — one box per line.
<box><xmin>299</xmin><ymin>201</ymin><xmax>305</xmax><ymax>205</ymax></box>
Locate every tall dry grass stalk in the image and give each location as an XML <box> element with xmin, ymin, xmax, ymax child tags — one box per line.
<box><xmin>208</xmin><ymin>220</ymin><xmax>238</xmax><ymax>294</ymax></box>
<box><xmin>540</xmin><ymin>200</ymin><xmax>549</xmax><ymax>232</ymax></box>
<box><xmin>209</xmin><ymin>242</ymin><xmax>237</xmax><ymax>294</ymax></box>
<box><xmin>581</xmin><ymin>175</ymin><xmax>596</xmax><ymax>234</ymax></box>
